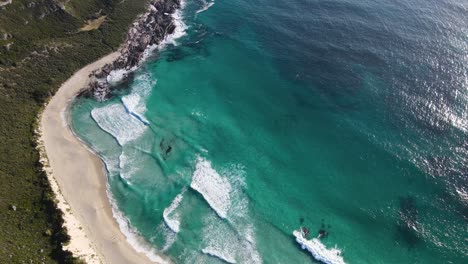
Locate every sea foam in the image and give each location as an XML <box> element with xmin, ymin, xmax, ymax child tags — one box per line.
<box><xmin>163</xmin><ymin>188</ymin><xmax>186</xmax><ymax>233</ymax></box>
<box><xmin>197</xmin><ymin>161</ymin><xmax>262</xmax><ymax>264</ymax></box>
<box><xmin>200</xmin><ymin>215</ymin><xmax>262</xmax><ymax>264</ymax></box>
<box><xmin>119</xmin><ymin>151</ymin><xmax>135</xmax><ymax>181</ymax></box>
<box><xmin>202</xmin><ymin>247</ymin><xmax>236</xmax><ymax>264</ymax></box>
<box><xmin>196</xmin><ymin>0</ymin><xmax>215</xmax><ymax>14</ymax></box>
<box><xmin>121</xmin><ymin>93</ymin><xmax>150</xmax><ymax>125</ymax></box>
<box><xmin>160</xmin><ymin>223</ymin><xmax>178</xmax><ymax>252</ymax></box>
<box><xmin>107</xmin><ymin>190</ymin><xmax>170</xmax><ymax>264</ymax></box>
<box><xmin>293</xmin><ymin>230</ymin><xmax>346</xmax><ymax>264</ymax></box>
<box><xmin>190</xmin><ymin>157</ymin><xmax>232</xmax><ymax>218</ymax></box>
<box><xmin>107</xmin><ymin>69</ymin><xmax>128</xmax><ymax>86</ymax></box>
<box><xmin>121</xmin><ymin>72</ymin><xmax>154</xmax><ymax>126</ymax></box>
<box><xmin>162</xmin><ymin>9</ymin><xmax>188</xmax><ymax>46</ymax></box>
<box><xmin>91</xmin><ymin>103</ymin><xmax>147</xmax><ymax>145</ymax></box>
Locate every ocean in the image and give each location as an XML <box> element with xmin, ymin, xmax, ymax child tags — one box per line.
<box><xmin>71</xmin><ymin>0</ymin><xmax>468</xmax><ymax>263</ymax></box>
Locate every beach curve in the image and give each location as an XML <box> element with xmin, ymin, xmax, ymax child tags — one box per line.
<box><xmin>40</xmin><ymin>52</ymin><xmax>166</xmax><ymax>264</ymax></box>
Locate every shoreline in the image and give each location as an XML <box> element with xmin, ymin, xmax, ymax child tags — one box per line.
<box><xmin>39</xmin><ymin>52</ymin><xmax>167</xmax><ymax>264</ymax></box>
<box><xmin>37</xmin><ymin>1</ymin><xmax>185</xmax><ymax>262</ymax></box>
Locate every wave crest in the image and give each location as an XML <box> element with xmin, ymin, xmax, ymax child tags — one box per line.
<box><xmin>293</xmin><ymin>230</ymin><xmax>346</xmax><ymax>264</ymax></box>
<box><xmin>91</xmin><ymin>103</ymin><xmax>147</xmax><ymax>145</ymax></box>
<box><xmin>202</xmin><ymin>247</ymin><xmax>236</xmax><ymax>263</ymax></box>
<box><xmin>163</xmin><ymin>188</ymin><xmax>186</xmax><ymax>233</ymax></box>
<box><xmin>190</xmin><ymin>157</ymin><xmax>232</xmax><ymax>218</ymax></box>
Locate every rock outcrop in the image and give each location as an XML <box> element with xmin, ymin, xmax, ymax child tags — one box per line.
<box><xmin>0</xmin><ymin>0</ymin><xmax>12</xmax><ymax>8</ymax></box>
<box><xmin>80</xmin><ymin>0</ymin><xmax>181</xmax><ymax>101</ymax></box>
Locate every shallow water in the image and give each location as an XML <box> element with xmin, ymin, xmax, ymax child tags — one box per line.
<box><xmin>71</xmin><ymin>0</ymin><xmax>468</xmax><ymax>263</ymax></box>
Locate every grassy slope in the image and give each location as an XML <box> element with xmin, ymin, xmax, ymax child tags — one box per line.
<box><xmin>0</xmin><ymin>0</ymin><xmax>147</xmax><ymax>262</ymax></box>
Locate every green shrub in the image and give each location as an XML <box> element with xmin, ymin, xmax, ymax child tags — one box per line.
<box><xmin>0</xmin><ymin>0</ymin><xmax>148</xmax><ymax>262</ymax></box>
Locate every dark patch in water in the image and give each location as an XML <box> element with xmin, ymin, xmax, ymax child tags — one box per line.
<box><xmin>160</xmin><ymin>138</ymin><xmax>176</xmax><ymax>160</ymax></box>
<box><xmin>396</xmin><ymin>223</ymin><xmax>420</xmax><ymax>249</ymax></box>
<box><xmin>396</xmin><ymin>196</ymin><xmax>420</xmax><ymax>248</ymax></box>
<box><xmin>292</xmin><ymin>90</ymin><xmax>315</xmax><ymax>109</ymax></box>
<box><xmin>165</xmin><ymin>47</ymin><xmax>192</xmax><ymax>62</ymax></box>
<box><xmin>315</xmin><ymin>220</ymin><xmax>331</xmax><ymax>239</ymax></box>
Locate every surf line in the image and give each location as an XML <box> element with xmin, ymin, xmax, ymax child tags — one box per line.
<box><xmin>163</xmin><ymin>188</ymin><xmax>187</xmax><ymax>233</ymax></box>
<box><xmin>196</xmin><ymin>0</ymin><xmax>215</xmax><ymax>14</ymax></box>
<box><xmin>190</xmin><ymin>156</ymin><xmax>232</xmax><ymax>219</ymax></box>
<box><xmin>121</xmin><ymin>98</ymin><xmax>151</xmax><ymax>126</ymax></box>
<box><xmin>293</xmin><ymin>228</ymin><xmax>346</xmax><ymax>264</ymax></box>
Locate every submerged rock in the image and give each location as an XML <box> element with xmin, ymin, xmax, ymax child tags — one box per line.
<box><xmin>397</xmin><ymin>195</ymin><xmax>420</xmax><ymax>247</ymax></box>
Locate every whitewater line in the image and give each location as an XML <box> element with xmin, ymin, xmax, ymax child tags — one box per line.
<box><xmin>190</xmin><ymin>157</ymin><xmax>232</xmax><ymax>219</ymax></box>
<box><xmin>293</xmin><ymin>230</ymin><xmax>346</xmax><ymax>264</ymax></box>
<box><xmin>163</xmin><ymin>188</ymin><xmax>187</xmax><ymax>233</ymax></box>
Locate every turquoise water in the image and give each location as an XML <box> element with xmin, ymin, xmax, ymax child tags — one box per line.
<box><xmin>71</xmin><ymin>0</ymin><xmax>468</xmax><ymax>263</ymax></box>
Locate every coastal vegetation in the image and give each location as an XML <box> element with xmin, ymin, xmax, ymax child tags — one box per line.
<box><xmin>0</xmin><ymin>0</ymin><xmax>147</xmax><ymax>262</ymax></box>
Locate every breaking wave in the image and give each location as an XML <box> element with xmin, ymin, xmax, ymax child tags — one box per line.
<box><xmin>163</xmin><ymin>8</ymin><xmax>188</xmax><ymax>46</ymax></box>
<box><xmin>121</xmin><ymin>72</ymin><xmax>154</xmax><ymax>126</ymax></box>
<box><xmin>107</xmin><ymin>189</ymin><xmax>170</xmax><ymax>264</ymax></box>
<box><xmin>190</xmin><ymin>157</ymin><xmax>232</xmax><ymax>218</ymax></box>
<box><xmin>122</xmin><ymin>93</ymin><xmax>150</xmax><ymax>125</ymax></box>
<box><xmin>163</xmin><ymin>188</ymin><xmax>186</xmax><ymax>233</ymax></box>
<box><xmin>91</xmin><ymin>103</ymin><xmax>147</xmax><ymax>145</ymax></box>
<box><xmin>202</xmin><ymin>247</ymin><xmax>236</xmax><ymax>263</ymax></box>
<box><xmin>200</xmin><ymin>215</ymin><xmax>262</xmax><ymax>264</ymax></box>
<box><xmin>119</xmin><ymin>150</ymin><xmax>137</xmax><ymax>181</ymax></box>
<box><xmin>194</xmin><ymin>160</ymin><xmax>262</xmax><ymax>264</ymax></box>
<box><xmin>293</xmin><ymin>230</ymin><xmax>346</xmax><ymax>264</ymax></box>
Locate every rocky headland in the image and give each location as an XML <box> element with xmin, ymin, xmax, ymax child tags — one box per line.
<box><xmin>80</xmin><ymin>0</ymin><xmax>182</xmax><ymax>100</ymax></box>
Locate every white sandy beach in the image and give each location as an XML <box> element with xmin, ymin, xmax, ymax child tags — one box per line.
<box><xmin>39</xmin><ymin>52</ymin><xmax>165</xmax><ymax>264</ymax></box>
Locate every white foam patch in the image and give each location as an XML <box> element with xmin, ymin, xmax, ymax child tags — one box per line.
<box><xmin>202</xmin><ymin>247</ymin><xmax>236</xmax><ymax>264</ymax></box>
<box><xmin>107</xmin><ymin>68</ymin><xmax>129</xmax><ymax>85</ymax></box>
<box><xmin>196</xmin><ymin>161</ymin><xmax>262</xmax><ymax>264</ymax></box>
<box><xmin>196</xmin><ymin>0</ymin><xmax>215</xmax><ymax>14</ymax></box>
<box><xmin>121</xmin><ymin>93</ymin><xmax>150</xmax><ymax>125</ymax></box>
<box><xmin>163</xmin><ymin>188</ymin><xmax>186</xmax><ymax>233</ymax></box>
<box><xmin>244</xmin><ymin>226</ymin><xmax>256</xmax><ymax>245</ymax></box>
<box><xmin>191</xmin><ymin>110</ymin><xmax>205</xmax><ymax>119</ymax></box>
<box><xmin>156</xmin><ymin>222</ymin><xmax>178</xmax><ymax>252</ymax></box>
<box><xmin>162</xmin><ymin>227</ymin><xmax>177</xmax><ymax>251</ymax></box>
<box><xmin>220</xmin><ymin>164</ymin><xmax>248</xmax><ymax>221</ymax></box>
<box><xmin>161</xmin><ymin>9</ymin><xmax>188</xmax><ymax>47</ymax></box>
<box><xmin>118</xmin><ymin>148</ymin><xmax>140</xmax><ymax>181</ymax></box>
<box><xmin>121</xmin><ymin>73</ymin><xmax>154</xmax><ymax>125</ymax></box>
<box><xmin>107</xmin><ymin>189</ymin><xmax>169</xmax><ymax>263</ymax></box>
<box><xmin>190</xmin><ymin>157</ymin><xmax>232</xmax><ymax>218</ymax></box>
<box><xmin>91</xmin><ymin>103</ymin><xmax>147</xmax><ymax>145</ymax></box>
<box><xmin>200</xmin><ymin>214</ymin><xmax>262</xmax><ymax>264</ymax></box>
<box><xmin>293</xmin><ymin>230</ymin><xmax>346</xmax><ymax>264</ymax></box>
